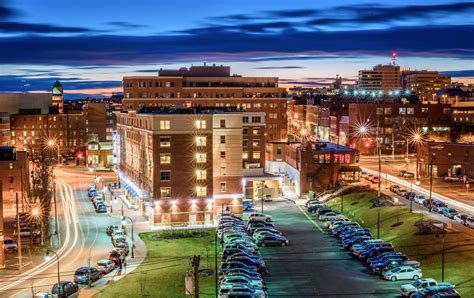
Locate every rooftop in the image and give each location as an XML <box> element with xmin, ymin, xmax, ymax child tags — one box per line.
<box><xmin>136</xmin><ymin>106</ymin><xmax>243</xmax><ymax>115</ymax></box>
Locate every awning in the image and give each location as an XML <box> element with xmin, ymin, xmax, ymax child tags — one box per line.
<box><xmin>340</xmin><ymin>165</ymin><xmax>361</xmax><ymax>172</ymax></box>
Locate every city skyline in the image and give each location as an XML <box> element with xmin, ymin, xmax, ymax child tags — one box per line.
<box><xmin>0</xmin><ymin>0</ymin><xmax>473</xmax><ymax>98</ymax></box>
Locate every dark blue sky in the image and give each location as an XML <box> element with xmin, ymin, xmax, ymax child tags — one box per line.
<box><xmin>0</xmin><ymin>0</ymin><xmax>473</xmax><ymax>98</ymax></box>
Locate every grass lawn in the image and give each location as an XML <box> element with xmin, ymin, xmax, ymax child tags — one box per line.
<box><xmin>327</xmin><ymin>191</ymin><xmax>474</xmax><ymax>297</ymax></box>
<box><xmin>95</xmin><ymin>229</ymin><xmax>220</xmax><ymax>298</ymax></box>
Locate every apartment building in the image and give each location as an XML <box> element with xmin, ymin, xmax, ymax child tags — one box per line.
<box><xmin>348</xmin><ymin>103</ymin><xmax>452</xmax><ymax>155</ymax></box>
<box><xmin>122</xmin><ymin>64</ymin><xmax>288</xmax><ymax>142</ymax></box>
<box><xmin>358</xmin><ymin>64</ymin><xmax>401</xmax><ymax>92</ymax></box>
<box><xmin>402</xmin><ymin>71</ymin><xmax>451</xmax><ymax>102</ymax></box>
<box><xmin>116</xmin><ymin>106</ymin><xmax>265</xmax><ymax>226</ymax></box>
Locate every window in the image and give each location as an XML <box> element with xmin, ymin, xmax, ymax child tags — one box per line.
<box><xmin>443</xmin><ymin>108</ymin><xmax>451</xmax><ymax>114</ymax></box>
<box><xmin>407</xmin><ymin>107</ymin><xmax>414</xmax><ymax>115</ymax></box>
<box><xmin>422</xmin><ymin>107</ymin><xmax>429</xmax><ymax>113</ymax></box>
<box><xmin>195</xmin><ymin>136</ymin><xmax>206</xmax><ymax>146</ymax></box>
<box><xmin>160</xmin><ymin>136</ymin><xmax>171</xmax><ymax>147</ymax></box>
<box><xmin>220</xmin><ymin>135</ymin><xmax>226</xmax><ymax>144</ymax></box>
<box><xmin>160</xmin><ymin>153</ymin><xmax>171</xmax><ymax>164</ymax></box>
<box><xmin>253</xmin><ymin>152</ymin><xmax>261</xmax><ymax>159</ymax></box>
<box><xmin>196</xmin><ymin>153</ymin><xmax>206</xmax><ymax>163</ymax></box>
<box><xmin>195</xmin><ymin>120</ymin><xmax>206</xmax><ymax>129</ymax></box>
<box><xmin>196</xmin><ymin>186</ymin><xmax>207</xmax><ymax>197</ymax></box>
<box><xmin>253</xmin><ymin>128</ymin><xmax>260</xmax><ymax>135</ymax></box>
<box><xmin>399</xmin><ymin>107</ymin><xmax>406</xmax><ymax>115</ymax></box>
<box><xmin>220</xmin><ymin>166</ymin><xmax>226</xmax><ymax>175</ymax></box>
<box><xmin>160</xmin><ymin>120</ymin><xmax>170</xmax><ymax>130</ymax></box>
<box><xmin>243</xmin><ymin>152</ymin><xmax>248</xmax><ymax>159</ymax></box>
<box><xmin>220</xmin><ymin>119</ymin><xmax>226</xmax><ymax>128</ymax></box>
<box><xmin>253</xmin><ymin>139</ymin><xmax>260</xmax><ymax>147</ymax></box>
<box><xmin>384</xmin><ymin>108</ymin><xmax>392</xmax><ymax>115</ymax></box>
<box><xmin>220</xmin><ymin>151</ymin><xmax>226</xmax><ymax>159</ymax></box>
<box><xmin>220</xmin><ymin>182</ymin><xmax>227</xmax><ymax>192</ymax></box>
<box><xmin>160</xmin><ymin>171</ymin><xmax>171</xmax><ymax>181</ymax></box>
<box><xmin>251</xmin><ymin>116</ymin><xmax>261</xmax><ymax>123</ymax></box>
<box><xmin>242</xmin><ymin>139</ymin><xmax>248</xmax><ymax>147</ymax></box>
<box><xmin>196</xmin><ymin>169</ymin><xmax>206</xmax><ymax>180</ymax></box>
<box><xmin>160</xmin><ymin>187</ymin><xmax>171</xmax><ymax>198</ymax></box>
<box><xmin>243</xmin><ymin>116</ymin><xmax>249</xmax><ymax>123</ymax></box>
<box><xmin>243</xmin><ymin>128</ymin><xmax>248</xmax><ymax>135</ymax></box>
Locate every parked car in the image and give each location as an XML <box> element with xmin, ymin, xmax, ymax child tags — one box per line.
<box><xmin>414</xmin><ymin>195</ymin><xmax>426</xmax><ymax>205</ymax></box>
<box><xmin>220</xmin><ymin>275</ymin><xmax>264</xmax><ymax>289</ymax></box>
<box><xmin>390</xmin><ymin>185</ymin><xmax>401</xmax><ymax>193</ymax></box>
<box><xmin>51</xmin><ymin>281</ymin><xmax>79</xmax><ymax>298</ymax></box>
<box><xmin>453</xmin><ymin>213</ymin><xmax>468</xmax><ymax>225</ymax></box>
<box><xmin>318</xmin><ymin>212</ymin><xmax>342</xmax><ymax>221</ymax></box>
<box><xmin>246</xmin><ymin>221</ymin><xmax>274</xmax><ymax>234</ymax></box>
<box><xmin>220</xmin><ymin>261</ymin><xmax>258</xmax><ymax>274</ymax></box>
<box><xmin>263</xmin><ymin>194</ymin><xmax>273</xmax><ymax>202</ymax></box>
<box><xmin>248</xmin><ymin>213</ymin><xmax>272</xmax><ymax>222</ymax></box>
<box><xmin>255</xmin><ymin>234</ymin><xmax>289</xmax><ymax>247</ymax></box>
<box><xmin>242</xmin><ymin>199</ymin><xmax>253</xmax><ymax>211</ymax></box>
<box><xmin>73</xmin><ymin>267</ymin><xmax>101</xmax><ymax>284</ymax></box>
<box><xmin>410</xmin><ymin>283</ymin><xmax>457</xmax><ymax>298</ymax></box>
<box><xmin>442</xmin><ymin>208</ymin><xmax>458</xmax><ymax>219</ymax></box>
<box><xmin>96</xmin><ymin>259</ymin><xmax>116</xmax><ymax>276</ymax></box>
<box><xmin>466</xmin><ymin>216</ymin><xmax>474</xmax><ymax>229</ymax></box>
<box><xmin>220</xmin><ymin>268</ymin><xmax>262</xmax><ymax>279</ymax></box>
<box><xmin>432</xmin><ymin>201</ymin><xmax>448</xmax><ymax>213</ymax></box>
<box><xmin>109</xmin><ymin>249</ymin><xmax>126</xmax><ymax>265</ymax></box>
<box><xmin>403</xmin><ymin>172</ymin><xmax>415</xmax><ymax>178</ymax></box>
<box><xmin>218</xmin><ymin>284</ymin><xmax>265</xmax><ymax>298</ymax></box>
<box><xmin>370</xmin><ymin>176</ymin><xmax>380</xmax><ymax>184</ymax></box>
<box><xmin>3</xmin><ymin>237</ymin><xmax>18</xmax><ymax>252</ymax></box>
<box><xmin>14</xmin><ymin>227</ymin><xmax>41</xmax><ymax>238</ymax></box>
<box><xmin>342</xmin><ymin>235</ymin><xmax>373</xmax><ymax>249</ymax></box>
<box><xmin>95</xmin><ymin>204</ymin><xmax>107</xmax><ymax>213</ymax></box>
<box><xmin>383</xmin><ymin>266</ymin><xmax>422</xmax><ymax>281</ymax></box>
<box><xmin>431</xmin><ymin>288</ymin><xmax>461</xmax><ymax>297</ymax></box>
<box><xmin>106</xmin><ymin>225</ymin><xmax>122</xmax><ymax>236</ymax></box>
<box><xmin>399</xmin><ymin>278</ymin><xmax>438</xmax><ymax>297</ymax></box>
<box><xmin>226</xmin><ymin>255</ymin><xmax>265</xmax><ymax>270</ymax></box>
<box><xmin>444</xmin><ymin>175</ymin><xmax>463</xmax><ymax>183</ymax></box>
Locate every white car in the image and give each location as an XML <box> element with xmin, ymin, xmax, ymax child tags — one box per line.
<box><xmin>400</xmin><ymin>278</ymin><xmax>438</xmax><ymax>297</ymax></box>
<box><xmin>466</xmin><ymin>216</ymin><xmax>474</xmax><ymax>229</ymax></box>
<box><xmin>324</xmin><ymin>218</ymin><xmax>349</xmax><ymax>228</ymax></box>
<box><xmin>96</xmin><ymin>259</ymin><xmax>116</xmax><ymax>275</ymax></box>
<box><xmin>413</xmin><ymin>195</ymin><xmax>426</xmax><ymax>205</ymax></box>
<box><xmin>248</xmin><ymin>212</ymin><xmax>272</xmax><ymax>222</ymax></box>
<box><xmin>3</xmin><ymin>237</ymin><xmax>18</xmax><ymax>252</ymax></box>
<box><xmin>319</xmin><ymin>213</ymin><xmax>346</xmax><ymax>221</ymax></box>
<box><xmin>112</xmin><ymin>230</ymin><xmax>126</xmax><ymax>240</ymax></box>
<box><xmin>383</xmin><ymin>266</ymin><xmax>422</xmax><ymax>281</ymax></box>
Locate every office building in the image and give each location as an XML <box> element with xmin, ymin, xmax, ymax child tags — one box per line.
<box><xmin>358</xmin><ymin>64</ymin><xmax>401</xmax><ymax>92</ymax></box>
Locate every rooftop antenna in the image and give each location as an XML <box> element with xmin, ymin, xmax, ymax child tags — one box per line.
<box><xmin>391</xmin><ymin>52</ymin><xmax>397</xmax><ymax>66</ymax></box>
<box><xmin>21</xmin><ymin>79</ymin><xmax>30</xmax><ymax>94</ymax></box>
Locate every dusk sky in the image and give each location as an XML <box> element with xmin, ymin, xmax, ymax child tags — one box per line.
<box><xmin>0</xmin><ymin>0</ymin><xmax>473</xmax><ymax>98</ymax></box>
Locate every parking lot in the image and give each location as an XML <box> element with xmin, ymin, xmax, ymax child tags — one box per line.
<box><xmin>254</xmin><ymin>200</ymin><xmax>404</xmax><ymax>297</ymax></box>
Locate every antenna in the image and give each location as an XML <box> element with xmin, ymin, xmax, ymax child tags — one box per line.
<box><xmin>391</xmin><ymin>52</ymin><xmax>397</xmax><ymax>66</ymax></box>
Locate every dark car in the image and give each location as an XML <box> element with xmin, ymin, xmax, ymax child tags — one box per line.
<box><xmin>342</xmin><ymin>235</ymin><xmax>373</xmax><ymax>249</ymax></box>
<box><xmin>51</xmin><ymin>281</ymin><xmax>79</xmax><ymax>297</ymax></box>
<box><xmin>359</xmin><ymin>245</ymin><xmax>394</xmax><ymax>262</ymax></box>
<box><xmin>432</xmin><ymin>201</ymin><xmax>448</xmax><ymax>213</ymax></box>
<box><xmin>256</xmin><ymin>234</ymin><xmax>289</xmax><ymax>247</ymax></box>
<box><xmin>96</xmin><ymin>204</ymin><xmax>108</xmax><ymax>213</ymax></box>
<box><xmin>106</xmin><ymin>225</ymin><xmax>121</xmax><ymax>236</ymax></box>
<box><xmin>73</xmin><ymin>267</ymin><xmax>101</xmax><ymax>284</ymax></box>
<box><xmin>109</xmin><ymin>248</ymin><xmax>126</xmax><ymax>265</ymax></box>
<box><xmin>390</xmin><ymin>185</ymin><xmax>401</xmax><ymax>193</ymax></box>
<box><xmin>226</xmin><ymin>255</ymin><xmax>265</xmax><ymax>270</ymax></box>
<box><xmin>246</xmin><ymin>221</ymin><xmax>274</xmax><ymax>234</ymax></box>
<box><xmin>442</xmin><ymin>208</ymin><xmax>458</xmax><ymax>219</ymax></box>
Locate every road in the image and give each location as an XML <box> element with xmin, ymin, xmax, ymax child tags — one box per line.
<box><xmin>0</xmin><ymin>169</ymin><xmax>124</xmax><ymax>297</ymax></box>
<box><xmin>256</xmin><ymin>199</ymin><xmax>403</xmax><ymax>297</ymax></box>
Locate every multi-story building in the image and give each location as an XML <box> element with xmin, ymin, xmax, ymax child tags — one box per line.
<box><xmin>265</xmin><ymin>141</ymin><xmax>359</xmax><ymax>195</ymax></box>
<box><xmin>121</xmin><ymin>64</ymin><xmax>288</xmax><ymax>142</ymax></box>
<box><xmin>0</xmin><ymin>147</ymin><xmax>29</xmax><ymax>219</ymax></box>
<box><xmin>418</xmin><ymin>142</ymin><xmax>474</xmax><ymax>179</ymax></box>
<box><xmin>358</xmin><ymin>64</ymin><xmax>401</xmax><ymax>92</ymax></box>
<box><xmin>85</xmin><ymin>102</ymin><xmax>116</xmax><ymax>142</ymax></box>
<box><xmin>348</xmin><ymin>103</ymin><xmax>452</xmax><ymax>155</ymax></box>
<box><xmin>402</xmin><ymin>71</ymin><xmax>451</xmax><ymax>102</ymax></box>
<box><xmin>115</xmin><ymin>106</ymin><xmax>264</xmax><ymax>226</ymax></box>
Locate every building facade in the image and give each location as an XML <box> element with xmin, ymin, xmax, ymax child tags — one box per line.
<box><xmin>402</xmin><ymin>71</ymin><xmax>451</xmax><ymax>102</ymax></box>
<box><xmin>115</xmin><ymin>107</ymin><xmax>260</xmax><ymax>226</ymax></box>
<box><xmin>358</xmin><ymin>64</ymin><xmax>401</xmax><ymax>92</ymax></box>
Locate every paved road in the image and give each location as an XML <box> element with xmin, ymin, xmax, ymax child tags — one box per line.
<box><xmin>0</xmin><ymin>170</ymin><xmax>126</xmax><ymax>297</ymax></box>
<box><xmin>256</xmin><ymin>200</ymin><xmax>403</xmax><ymax>297</ymax></box>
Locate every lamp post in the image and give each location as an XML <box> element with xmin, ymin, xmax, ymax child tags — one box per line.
<box><xmin>121</xmin><ymin>216</ymin><xmax>135</xmax><ymax>258</ymax></box>
<box><xmin>434</xmin><ymin>223</ymin><xmax>446</xmax><ymax>282</ymax></box>
<box><xmin>376</xmin><ymin>120</ymin><xmax>381</xmax><ymax>239</ymax></box>
<box><xmin>46</xmin><ymin>249</ymin><xmax>61</xmax><ymax>296</ymax></box>
<box><xmin>47</xmin><ymin>139</ymin><xmax>60</xmax><ymax>164</ymax></box>
<box><xmin>428</xmin><ymin>154</ymin><xmax>435</xmax><ymax>212</ymax></box>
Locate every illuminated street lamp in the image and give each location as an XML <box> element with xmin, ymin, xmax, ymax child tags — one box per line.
<box><xmin>46</xmin><ymin>138</ymin><xmax>60</xmax><ymax>164</ymax></box>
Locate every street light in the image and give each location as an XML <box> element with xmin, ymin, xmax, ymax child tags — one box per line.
<box><xmin>121</xmin><ymin>216</ymin><xmax>135</xmax><ymax>258</ymax></box>
<box><xmin>46</xmin><ymin>139</ymin><xmax>60</xmax><ymax>164</ymax></box>
<box><xmin>46</xmin><ymin>249</ymin><xmax>61</xmax><ymax>296</ymax></box>
<box><xmin>434</xmin><ymin>223</ymin><xmax>447</xmax><ymax>282</ymax></box>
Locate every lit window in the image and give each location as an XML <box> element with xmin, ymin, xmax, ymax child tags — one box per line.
<box><xmin>220</xmin><ymin>136</ymin><xmax>226</xmax><ymax>144</ymax></box>
<box><xmin>220</xmin><ymin>166</ymin><xmax>226</xmax><ymax>175</ymax></box>
<box><xmin>196</xmin><ymin>153</ymin><xmax>207</xmax><ymax>163</ymax></box>
<box><xmin>243</xmin><ymin>152</ymin><xmax>248</xmax><ymax>159</ymax></box>
<box><xmin>384</xmin><ymin>108</ymin><xmax>392</xmax><ymax>115</ymax></box>
<box><xmin>196</xmin><ymin>136</ymin><xmax>206</xmax><ymax>146</ymax></box>
<box><xmin>253</xmin><ymin>140</ymin><xmax>260</xmax><ymax>147</ymax></box>
<box><xmin>160</xmin><ymin>187</ymin><xmax>171</xmax><ymax>198</ymax></box>
<box><xmin>160</xmin><ymin>171</ymin><xmax>171</xmax><ymax>181</ymax></box>
<box><xmin>196</xmin><ymin>186</ymin><xmax>207</xmax><ymax>197</ymax></box>
<box><xmin>220</xmin><ymin>182</ymin><xmax>227</xmax><ymax>192</ymax></box>
<box><xmin>407</xmin><ymin>108</ymin><xmax>414</xmax><ymax>115</ymax></box>
<box><xmin>195</xmin><ymin>120</ymin><xmax>206</xmax><ymax>129</ymax></box>
<box><xmin>196</xmin><ymin>169</ymin><xmax>206</xmax><ymax>180</ymax></box>
<box><xmin>253</xmin><ymin>128</ymin><xmax>260</xmax><ymax>135</ymax></box>
<box><xmin>399</xmin><ymin>107</ymin><xmax>406</xmax><ymax>115</ymax></box>
<box><xmin>160</xmin><ymin>136</ymin><xmax>171</xmax><ymax>147</ymax></box>
<box><xmin>160</xmin><ymin>153</ymin><xmax>171</xmax><ymax>164</ymax></box>
<box><xmin>253</xmin><ymin>152</ymin><xmax>261</xmax><ymax>159</ymax></box>
<box><xmin>160</xmin><ymin>120</ymin><xmax>170</xmax><ymax>130</ymax></box>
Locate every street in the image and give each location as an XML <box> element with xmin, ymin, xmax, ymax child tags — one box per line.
<box><xmin>257</xmin><ymin>199</ymin><xmax>403</xmax><ymax>297</ymax></box>
<box><xmin>0</xmin><ymin>169</ymin><xmax>131</xmax><ymax>297</ymax></box>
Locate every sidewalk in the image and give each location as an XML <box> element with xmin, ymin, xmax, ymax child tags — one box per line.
<box><xmin>80</xmin><ymin>187</ymin><xmax>149</xmax><ymax>297</ymax></box>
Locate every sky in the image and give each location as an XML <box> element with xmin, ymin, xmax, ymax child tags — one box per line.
<box><xmin>0</xmin><ymin>0</ymin><xmax>473</xmax><ymax>98</ymax></box>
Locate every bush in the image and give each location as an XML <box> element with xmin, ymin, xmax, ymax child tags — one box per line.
<box><xmin>153</xmin><ymin>230</ymin><xmax>210</xmax><ymax>240</ymax></box>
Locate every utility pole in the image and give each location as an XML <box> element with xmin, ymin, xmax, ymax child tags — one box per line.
<box><xmin>214</xmin><ymin>232</ymin><xmax>218</xmax><ymax>298</ymax></box>
<box><xmin>429</xmin><ymin>155</ymin><xmax>435</xmax><ymax>212</ymax></box>
<box><xmin>377</xmin><ymin>120</ymin><xmax>381</xmax><ymax>239</ymax></box>
<box><xmin>191</xmin><ymin>255</ymin><xmax>201</xmax><ymax>298</ymax></box>
<box><xmin>16</xmin><ymin>193</ymin><xmax>22</xmax><ymax>269</ymax></box>
<box><xmin>53</xmin><ymin>182</ymin><xmax>59</xmax><ymax>247</ymax></box>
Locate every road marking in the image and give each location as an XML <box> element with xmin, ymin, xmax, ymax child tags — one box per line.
<box><xmin>296</xmin><ymin>205</ymin><xmax>324</xmax><ymax>233</ymax></box>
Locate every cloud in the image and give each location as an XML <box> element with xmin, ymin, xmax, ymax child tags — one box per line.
<box><xmin>106</xmin><ymin>21</ymin><xmax>147</xmax><ymax>29</ymax></box>
<box><xmin>440</xmin><ymin>70</ymin><xmax>474</xmax><ymax>77</ymax></box>
<box><xmin>254</xmin><ymin>66</ymin><xmax>304</xmax><ymax>69</ymax></box>
<box><xmin>0</xmin><ymin>24</ymin><xmax>472</xmax><ymax>66</ymax></box>
<box><xmin>0</xmin><ymin>21</ymin><xmax>93</xmax><ymax>33</ymax></box>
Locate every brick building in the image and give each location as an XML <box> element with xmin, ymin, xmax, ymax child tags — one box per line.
<box><xmin>265</xmin><ymin>141</ymin><xmax>359</xmax><ymax>195</ymax></box>
<box><xmin>402</xmin><ymin>71</ymin><xmax>451</xmax><ymax>102</ymax></box>
<box><xmin>116</xmin><ymin>106</ymin><xmax>265</xmax><ymax>226</ymax></box>
<box><xmin>358</xmin><ymin>64</ymin><xmax>401</xmax><ymax>92</ymax></box>
<box><xmin>0</xmin><ymin>147</ymin><xmax>29</xmax><ymax>218</ymax></box>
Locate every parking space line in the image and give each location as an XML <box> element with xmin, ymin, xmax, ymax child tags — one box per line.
<box><xmin>296</xmin><ymin>205</ymin><xmax>324</xmax><ymax>233</ymax></box>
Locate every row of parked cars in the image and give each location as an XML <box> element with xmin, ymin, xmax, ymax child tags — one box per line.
<box><xmin>217</xmin><ymin>212</ymin><xmax>288</xmax><ymax>297</ymax></box>
<box><xmin>389</xmin><ymin>185</ymin><xmax>474</xmax><ymax>229</ymax></box>
<box><xmin>88</xmin><ymin>186</ymin><xmax>108</xmax><ymax>213</ymax></box>
<box><xmin>306</xmin><ymin>199</ymin><xmax>461</xmax><ymax>297</ymax></box>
